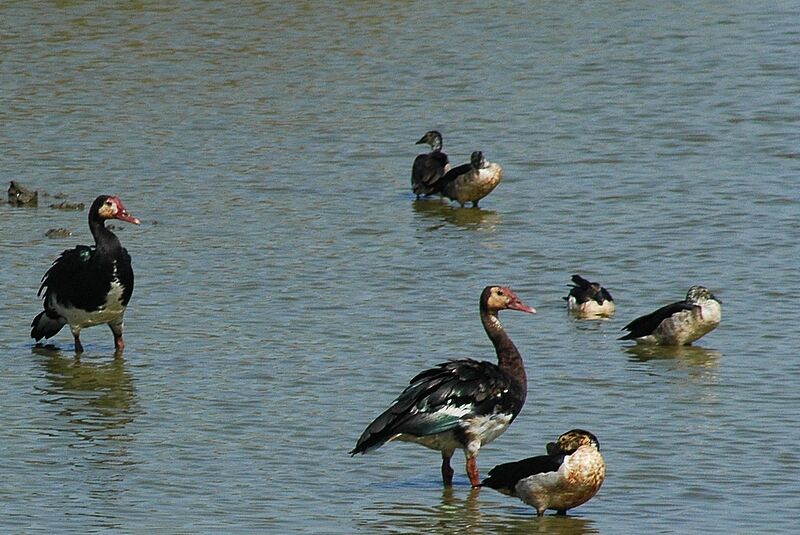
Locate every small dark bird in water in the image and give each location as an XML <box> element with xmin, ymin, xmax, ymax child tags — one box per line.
<box><xmin>563</xmin><ymin>275</ymin><xmax>615</xmax><ymax>318</ymax></box>
<box><xmin>8</xmin><ymin>181</ymin><xmax>38</xmax><ymax>206</ymax></box>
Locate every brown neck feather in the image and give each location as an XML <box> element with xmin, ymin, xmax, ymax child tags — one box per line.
<box><xmin>481</xmin><ymin>308</ymin><xmax>527</xmax><ymax>391</ymax></box>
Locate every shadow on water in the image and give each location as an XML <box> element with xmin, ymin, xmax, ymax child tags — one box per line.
<box><xmin>412</xmin><ymin>199</ymin><xmax>501</xmax><ymax>232</ymax></box>
<box><xmin>624</xmin><ymin>344</ymin><xmax>722</xmax><ymax>368</ymax></box>
<box><xmin>359</xmin><ymin>486</ymin><xmax>599</xmax><ymax>535</ymax></box>
<box><xmin>32</xmin><ymin>346</ymin><xmax>140</xmax><ymax>464</ymax></box>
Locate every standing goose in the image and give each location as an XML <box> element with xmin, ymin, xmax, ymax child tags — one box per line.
<box><xmin>350</xmin><ymin>286</ymin><xmax>535</xmax><ymax>487</ymax></box>
<box><xmin>563</xmin><ymin>275</ymin><xmax>615</xmax><ymax>318</ymax></box>
<box><xmin>411</xmin><ymin>130</ymin><xmax>450</xmax><ymax>198</ymax></box>
<box><xmin>433</xmin><ymin>150</ymin><xmax>503</xmax><ymax>208</ymax></box>
<box><xmin>620</xmin><ymin>285</ymin><xmax>721</xmax><ymax>345</ymax></box>
<box><xmin>482</xmin><ymin>429</ymin><xmax>606</xmax><ymax>516</ymax></box>
<box><xmin>31</xmin><ymin>195</ymin><xmax>140</xmax><ymax>353</ymax></box>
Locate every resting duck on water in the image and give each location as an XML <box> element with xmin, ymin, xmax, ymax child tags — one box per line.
<box><xmin>411</xmin><ymin>130</ymin><xmax>450</xmax><ymax>198</ymax></box>
<box><xmin>620</xmin><ymin>285</ymin><xmax>721</xmax><ymax>345</ymax></box>
<box><xmin>350</xmin><ymin>286</ymin><xmax>535</xmax><ymax>487</ymax></box>
<box><xmin>433</xmin><ymin>151</ymin><xmax>503</xmax><ymax>208</ymax></box>
<box><xmin>564</xmin><ymin>275</ymin><xmax>615</xmax><ymax>318</ymax></box>
<box><xmin>482</xmin><ymin>429</ymin><xmax>606</xmax><ymax>516</ymax></box>
<box><xmin>31</xmin><ymin>195</ymin><xmax>140</xmax><ymax>353</ymax></box>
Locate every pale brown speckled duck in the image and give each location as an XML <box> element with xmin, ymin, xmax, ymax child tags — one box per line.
<box><xmin>433</xmin><ymin>151</ymin><xmax>503</xmax><ymax>208</ymax></box>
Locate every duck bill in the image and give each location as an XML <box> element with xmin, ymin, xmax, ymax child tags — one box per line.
<box><xmin>509</xmin><ymin>298</ymin><xmax>536</xmax><ymax>314</ymax></box>
<box><xmin>116</xmin><ymin>210</ymin><xmax>141</xmax><ymax>225</ymax></box>
<box><xmin>415</xmin><ymin>135</ymin><xmax>428</xmax><ymax>145</ymax></box>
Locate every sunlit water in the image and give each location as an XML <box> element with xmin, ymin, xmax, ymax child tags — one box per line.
<box><xmin>1</xmin><ymin>1</ymin><xmax>799</xmax><ymax>533</ymax></box>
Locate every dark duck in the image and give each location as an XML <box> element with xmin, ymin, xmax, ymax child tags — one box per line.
<box><xmin>620</xmin><ymin>285</ymin><xmax>721</xmax><ymax>345</ymax></box>
<box><xmin>411</xmin><ymin>130</ymin><xmax>450</xmax><ymax>198</ymax></box>
<box><xmin>563</xmin><ymin>274</ymin><xmax>615</xmax><ymax>318</ymax></box>
<box><xmin>482</xmin><ymin>429</ymin><xmax>606</xmax><ymax>516</ymax></box>
<box><xmin>350</xmin><ymin>286</ymin><xmax>535</xmax><ymax>487</ymax></box>
<box><xmin>433</xmin><ymin>150</ymin><xmax>503</xmax><ymax>208</ymax></box>
<box><xmin>31</xmin><ymin>195</ymin><xmax>141</xmax><ymax>354</ymax></box>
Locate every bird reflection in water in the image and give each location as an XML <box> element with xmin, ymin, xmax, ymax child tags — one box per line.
<box><xmin>412</xmin><ymin>199</ymin><xmax>501</xmax><ymax>232</ymax></box>
<box><xmin>625</xmin><ymin>344</ymin><xmax>722</xmax><ymax>368</ymax></box>
<box><xmin>32</xmin><ymin>346</ymin><xmax>140</xmax><ymax>464</ymax></box>
<box><xmin>361</xmin><ymin>485</ymin><xmax>599</xmax><ymax>535</ymax></box>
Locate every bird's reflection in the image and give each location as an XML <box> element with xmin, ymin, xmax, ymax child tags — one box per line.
<box><xmin>361</xmin><ymin>483</ymin><xmax>600</xmax><ymax>535</ymax></box>
<box><xmin>32</xmin><ymin>346</ymin><xmax>140</xmax><ymax>465</ymax></box>
<box><xmin>624</xmin><ymin>344</ymin><xmax>722</xmax><ymax>368</ymax></box>
<box><xmin>412</xmin><ymin>199</ymin><xmax>501</xmax><ymax>231</ymax></box>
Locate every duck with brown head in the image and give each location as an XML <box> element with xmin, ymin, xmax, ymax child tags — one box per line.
<box><xmin>482</xmin><ymin>429</ymin><xmax>606</xmax><ymax>516</ymax></box>
<box><xmin>31</xmin><ymin>195</ymin><xmax>140</xmax><ymax>354</ymax></box>
<box><xmin>350</xmin><ymin>286</ymin><xmax>535</xmax><ymax>487</ymax></box>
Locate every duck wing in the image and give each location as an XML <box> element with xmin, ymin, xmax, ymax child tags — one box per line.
<box><xmin>620</xmin><ymin>301</ymin><xmax>696</xmax><ymax>339</ymax></box>
<box><xmin>350</xmin><ymin>359</ymin><xmax>515</xmax><ymax>455</ymax></box>
<box><xmin>37</xmin><ymin>244</ymin><xmax>133</xmax><ymax>312</ymax></box>
<box><xmin>482</xmin><ymin>454</ymin><xmax>565</xmax><ymax>494</ymax></box>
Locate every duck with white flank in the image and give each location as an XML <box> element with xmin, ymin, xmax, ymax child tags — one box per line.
<box><xmin>564</xmin><ymin>275</ymin><xmax>615</xmax><ymax>318</ymax></box>
<box><xmin>482</xmin><ymin>429</ymin><xmax>605</xmax><ymax>516</ymax></box>
<box><xmin>350</xmin><ymin>286</ymin><xmax>535</xmax><ymax>487</ymax></box>
<box><xmin>31</xmin><ymin>195</ymin><xmax>140</xmax><ymax>354</ymax></box>
<box><xmin>433</xmin><ymin>150</ymin><xmax>503</xmax><ymax>208</ymax></box>
<box><xmin>411</xmin><ymin>130</ymin><xmax>450</xmax><ymax>198</ymax></box>
<box><xmin>620</xmin><ymin>285</ymin><xmax>721</xmax><ymax>345</ymax></box>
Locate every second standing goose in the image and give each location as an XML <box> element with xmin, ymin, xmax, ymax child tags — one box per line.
<box><xmin>350</xmin><ymin>286</ymin><xmax>535</xmax><ymax>487</ymax></box>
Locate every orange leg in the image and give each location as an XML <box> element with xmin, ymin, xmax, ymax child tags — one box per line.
<box><xmin>466</xmin><ymin>456</ymin><xmax>480</xmax><ymax>487</ymax></box>
<box><xmin>441</xmin><ymin>452</ymin><xmax>454</xmax><ymax>487</ymax></box>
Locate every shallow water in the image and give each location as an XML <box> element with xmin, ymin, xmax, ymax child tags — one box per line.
<box><xmin>2</xmin><ymin>1</ymin><xmax>799</xmax><ymax>533</ymax></box>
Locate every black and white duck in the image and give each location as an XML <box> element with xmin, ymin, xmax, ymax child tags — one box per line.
<box><xmin>620</xmin><ymin>285</ymin><xmax>721</xmax><ymax>345</ymax></box>
<box><xmin>433</xmin><ymin>150</ymin><xmax>503</xmax><ymax>208</ymax></box>
<box><xmin>481</xmin><ymin>429</ymin><xmax>606</xmax><ymax>516</ymax></box>
<box><xmin>411</xmin><ymin>130</ymin><xmax>450</xmax><ymax>198</ymax></box>
<box><xmin>350</xmin><ymin>286</ymin><xmax>535</xmax><ymax>487</ymax></box>
<box><xmin>564</xmin><ymin>275</ymin><xmax>615</xmax><ymax>318</ymax></box>
<box><xmin>31</xmin><ymin>195</ymin><xmax>140</xmax><ymax>353</ymax></box>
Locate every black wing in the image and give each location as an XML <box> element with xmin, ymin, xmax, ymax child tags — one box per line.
<box><xmin>482</xmin><ymin>453</ymin><xmax>565</xmax><ymax>494</ymax></box>
<box><xmin>430</xmin><ymin>161</ymin><xmax>472</xmax><ymax>193</ymax></box>
<box><xmin>620</xmin><ymin>301</ymin><xmax>696</xmax><ymax>339</ymax></box>
<box><xmin>38</xmin><ymin>245</ymin><xmax>133</xmax><ymax>312</ymax></box>
<box><xmin>412</xmin><ymin>151</ymin><xmax>449</xmax><ymax>194</ymax></box>
<box><xmin>350</xmin><ymin>359</ymin><xmax>519</xmax><ymax>455</ymax></box>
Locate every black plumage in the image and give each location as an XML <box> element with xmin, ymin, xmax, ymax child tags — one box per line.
<box><xmin>350</xmin><ymin>286</ymin><xmax>535</xmax><ymax>487</ymax></box>
<box><xmin>564</xmin><ymin>275</ymin><xmax>614</xmax><ymax>305</ymax></box>
<box><xmin>481</xmin><ymin>454</ymin><xmax>565</xmax><ymax>495</ymax></box>
<box><xmin>350</xmin><ymin>358</ymin><xmax>526</xmax><ymax>454</ymax></box>
<box><xmin>31</xmin><ymin>195</ymin><xmax>140</xmax><ymax>353</ymax></box>
<box><xmin>411</xmin><ymin>130</ymin><xmax>449</xmax><ymax>198</ymax></box>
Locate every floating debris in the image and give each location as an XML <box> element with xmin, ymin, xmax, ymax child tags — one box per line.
<box><xmin>45</xmin><ymin>228</ymin><xmax>73</xmax><ymax>238</ymax></box>
<box><xmin>49</xmin><ymin>201</ymin><xmax>85</xmax><ymax>211</ymax></box>
<box><xmin>8</xmin><ymin>181</ymin><xmax>38</xmax><ymax>206</ymax></box>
